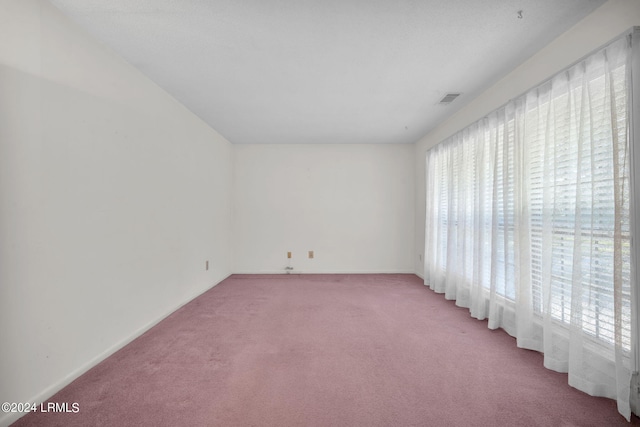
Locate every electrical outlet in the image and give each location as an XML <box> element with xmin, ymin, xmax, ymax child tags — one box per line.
<box><xmin>308</xmin><ymin>250</ymin><xmax>314</xmax><ymax>259</ymax></box>
<box><xmin>287</xmin><ymin>251</ymin><xmax>292</xmax><ymax>259</ymax></box>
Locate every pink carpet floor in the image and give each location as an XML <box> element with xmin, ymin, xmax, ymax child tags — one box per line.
<box><xmin>12</xmin><ymin>274</ymin><xmax>639</xmax><ymax>426</ymax></box>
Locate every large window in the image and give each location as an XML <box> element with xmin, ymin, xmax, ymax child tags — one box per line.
<box><xmin>525</xmin><ymin>67</ymin><xmax>631</xmax><ymax>349</ymax></box>
<box><xmin>424</xmin><ymin>32</ymin><xmax>636</xmax><ymax>420</ymax></box>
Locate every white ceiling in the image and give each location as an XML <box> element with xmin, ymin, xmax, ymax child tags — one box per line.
<box><xmin>49</xmin><ymin>0</ymin><xmax>606</xmax><ymax>145</ymax></box>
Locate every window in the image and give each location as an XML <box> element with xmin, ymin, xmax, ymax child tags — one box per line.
<box><xmin>424</xmin><ymin>31</ymin><xmax>637</xmax><ymax>420</ymax></box>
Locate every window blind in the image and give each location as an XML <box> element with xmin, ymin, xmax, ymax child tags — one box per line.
<box><xmin>424</xmin><ymin>32</ymin><xmax>636</xmax><ymax>420</ymax></box>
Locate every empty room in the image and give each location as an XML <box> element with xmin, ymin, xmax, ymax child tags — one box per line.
<box><xmin>2</xmin><ymin>0</ymin><xmax>640</xmax><ymax>425</ymax></box>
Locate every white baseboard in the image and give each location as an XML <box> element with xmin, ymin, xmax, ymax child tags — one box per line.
<box><xmin>230</xmin><ymin>270</ymin><xmax>418</xmax><ymax>275</ymax></box>
<box><xmin>0</xmin><ymin>273</ymin><xmax>231</xmax><ymax>427</ymax></box>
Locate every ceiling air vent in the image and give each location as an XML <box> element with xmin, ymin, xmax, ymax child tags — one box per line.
<box><xmin>439</xmin><ymin>93</ymin><xmax>461</xmax><ymax>104</ymax></box>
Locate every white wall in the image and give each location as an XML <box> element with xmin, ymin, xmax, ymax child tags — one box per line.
<box><xmin>414</xmin><ymin>0</ymin><xmax>640</xmax><ymax>277</ymax></box>
<box><xmin>8</xmin><ymin>0</ymin><xmax>634</xmax><ymax>424</ymax></box>
<box><xmin>234</xmin><ymin>144</ymin><xmax>415</xmax><ymax>273</ymax></box>
<box><xmin>0</xmin><ymin>1</ymin><xmax>233</xmax><ymax>425</ymax></box>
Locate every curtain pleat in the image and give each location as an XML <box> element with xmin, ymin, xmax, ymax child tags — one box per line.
<box><xmin>424</xmin><ymin>35</ymin><xmax>633</xmax><ymax>420</ymax></box>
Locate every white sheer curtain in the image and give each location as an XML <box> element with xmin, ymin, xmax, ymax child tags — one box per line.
<box><xmin>424</xmin><ymin>34</ymin><xmax>635</xmax><ymax>420</ymax></box>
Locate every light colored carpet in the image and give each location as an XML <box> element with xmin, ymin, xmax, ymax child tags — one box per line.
<box><xmin>13</xmin><ymin>274</ymin><xmax>634</xmax><ymax>426</ymax></box>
